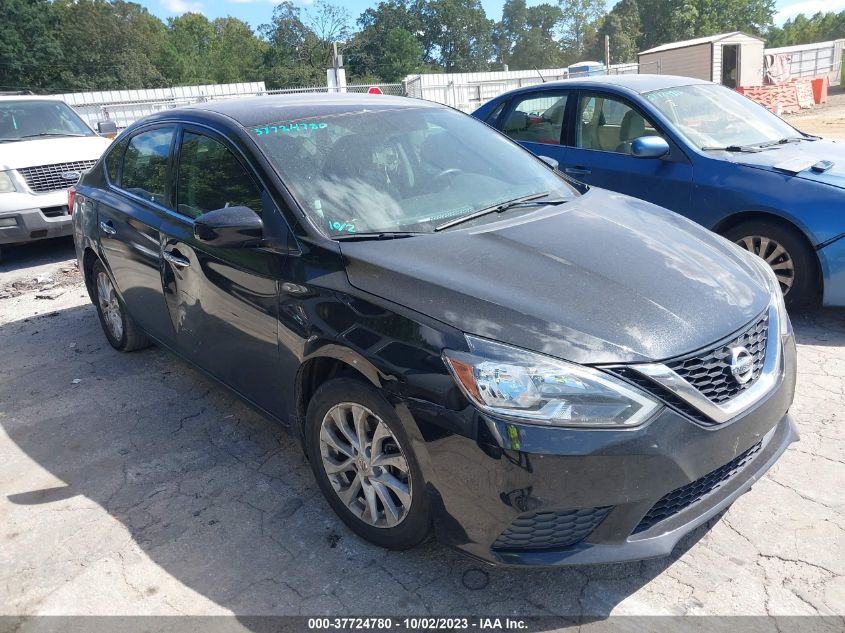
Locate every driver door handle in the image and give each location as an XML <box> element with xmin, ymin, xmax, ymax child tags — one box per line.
<box><xmin>565</xmin><ymin>166</ymin><xmax>592</xmax><ymax>176</ymax></box>
<box><xmin>98</xmin><ymin>220</ymin><xmax>117</xmax><ymax>235</ymax></box>
<box><xmin>163</xmin><ymin>251</ymin><xmax>190</xmax><ymax>268</ymax></box>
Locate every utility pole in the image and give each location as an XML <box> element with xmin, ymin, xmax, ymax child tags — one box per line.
<box><xmin>327</xmin><ymin>41</ymin><xmax>346</xmax><ymax>93</ymax></box>
<box><xmin>605</xmin><ymin>35</ymin><xmax>611</xmax><ymax>73</ymax></box>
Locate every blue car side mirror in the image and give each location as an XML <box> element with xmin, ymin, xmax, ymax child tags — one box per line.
<box><xmin>631</xmin><ymin>136</ymin><xmax>670</xmax><ymax>159</ymax></box>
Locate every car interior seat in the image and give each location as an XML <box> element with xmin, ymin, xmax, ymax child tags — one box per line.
<box><xmin>616</xmin><ymin>110</ymin><xmax>646</xmax><ymax>154</ymax></box>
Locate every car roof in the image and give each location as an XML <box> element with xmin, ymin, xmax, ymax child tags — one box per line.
<box><xmin>519</xmin><ymin>74</ymin><xmax>713</xmax><ymax>94</ymax></box>
<box><xmin>176</xmin><ymin>93</ymin><xmax>444</xmax><ymax>128</ymax></box>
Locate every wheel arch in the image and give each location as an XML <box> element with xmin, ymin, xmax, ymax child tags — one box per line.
<box><xmin>713</xmin><ymin>210</ymin><xmax>823</xmax><ymax>297</ymax></box>
<box><xmin>295</xmin><ymin>347</ymin><xmax>384</xmax><ymax>435</ymax></box>
<box><xmin>82</xmin><ymin>246</ymin><xmax>100</xmax><ymax>304</ymax></box>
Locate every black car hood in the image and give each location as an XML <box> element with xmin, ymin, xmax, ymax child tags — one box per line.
<box><xmin>341</xmin><ymin>188</ymin><xmax>771</xmax><ymax>364</ymax></box>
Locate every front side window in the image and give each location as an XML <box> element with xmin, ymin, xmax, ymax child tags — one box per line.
<box><xmin>0</xmin><ymin>100</ymin><xmax>95</xmax><ymax>141</ymax></box>
<box><xmin>177</xmin><ymin>132</ymin><xmax>262</xmax><ymax>219</ymax></box>
<box><xmin>249</xmin><ymin>106</ymin><xmax>577</xmax><ymax>237</ymax></box>
<box><xmin>501</xmin><ymin>93</ymin><xmax>568</xmax><ymax>145</ymax></box>
<box><xmin>120</xmin><ymin>127</ymin><xmax>175</xmax><ymax>207</ymax></box>
<box><xmin>643</xmin><ymin>84</ymin><xmax>801</xmax><ymax>150</ymax></box>
<box><xmin>576</xmin><ymin>94</ymin><xmax>662</xmax><ymax>154</ymax></box>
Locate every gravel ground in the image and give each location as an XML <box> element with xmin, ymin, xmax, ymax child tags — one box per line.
<box><xmin>785</xmin><ymin>86</ymin><xmax>845</xmax><ymax>140</ymax></box>
<box><xmin>0</xmin><ymin>236</ymin><xmax>843</xmax><ymax>631</ymax></box>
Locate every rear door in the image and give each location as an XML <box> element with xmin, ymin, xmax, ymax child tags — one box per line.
<box><xmin>564</xmin><ymin>90</ymin><xmax>693</xmax><ymax>213</ymax></box>
<box><xmin>97</xmin><ymin>126</ymin><xmax>176</xmax><ymax>343</ymax></box>
<box><xmin>157</xmin><ymin>125</ymin><xmax>285</xmax><ymax>415</ymax></box>
<box><xmin>496</xmin><ymin>90</ymin><xmax>571</xmax><ymax>166</ymax></box>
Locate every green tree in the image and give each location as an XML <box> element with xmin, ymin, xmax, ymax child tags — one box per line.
<box><xmin>164</xmin><ymin>13</ymin><xmax>215</xmax><ymax>85</ymax></box>
<box><xmin>208</xmin><ymin>17</ymin><xmax>268</xmax><ymax>84</ymax></box>
<box><xmin>767</xmin><ymin>11</ymin><xmax>845</xmax><ymax>47</ymax></box>
<box><xmin>592</xmin><ymin>0</ymin><xmax>640</xmax><ymax>63</ymax></box>
<box><xmin>509</xmin><ymin>4</ymin><xmax>566</xmax><ymax>69</ymax></box>
<box><xmin>379</xmin><ymin>27</ymin><xmax>423</xmax><ymax>80</ymax></box>
<box><xmin>493</xmin><ymin>0</ymin><xmax>528</xmax><ymax>65</ymax></box>
<box><xmin>49</xmin><ymin>0</ymin><xmax>168</xmax><ymax>91</ymax></box>
<box><xmin>420</xmin><ymin>0</ymin><xmax>494</xmax><ymax>72</ymax></box>
<box><xmin>0</xmin><ymin>0</ymin><xmax>61</xmax><ymax>92</ymax></box>
<box><xmin>558</xmin><ymin>0</ymin><xmax>606</xmax><ymax>60</ymax></box>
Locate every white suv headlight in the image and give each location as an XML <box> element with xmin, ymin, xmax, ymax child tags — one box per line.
<box><xmin>0</xmin><ymin>171</ymin><xmax>15</xmax><ymax>193</ymax></box>
<box><xmin>444</xmin><ymin>336</ymin><xmax>660</xmax><ymax>428</ymax></box>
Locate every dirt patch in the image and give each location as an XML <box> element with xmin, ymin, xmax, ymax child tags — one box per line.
<box><xmin>0</xmin><ymin>263</ymin><xmax>82</xmax><ymax>300</ymax></box>
<box><xmin>784</xmin><ymin>86</ymin><xmax>845</xmax><ymax>140</ymax></box>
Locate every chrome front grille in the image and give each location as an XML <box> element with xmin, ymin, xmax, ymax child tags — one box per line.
<box><xmin>17</xmin><ymin>160</ymin><xmax>96</xmax><ymax>193</ymax></box>
<box><xmin>666</xmin><ymin>311</ymin><xmax>769</xmax><ymax>404</ymax></box>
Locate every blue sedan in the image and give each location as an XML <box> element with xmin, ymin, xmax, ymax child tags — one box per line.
<box><xmin>473</xmin><ymin>75</ymin><xmax>845</xmax><ymax>307</ymax></box>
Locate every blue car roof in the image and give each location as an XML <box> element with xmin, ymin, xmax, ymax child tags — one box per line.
<box><xmin>513</xmin><ymin>74</ymin><xmax>712</xmax><ymax>95</ymax></box>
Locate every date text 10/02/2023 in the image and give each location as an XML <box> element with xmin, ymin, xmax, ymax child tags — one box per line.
<box><xmin>307</xmin><ymin>618</ymin><xmax>529</xmax><ymax>630</ymax></box>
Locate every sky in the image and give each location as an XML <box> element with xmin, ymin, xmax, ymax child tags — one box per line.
<box><xmin>142</xmin><ymin>0</ymin><xmax>845</xmax><ymax>29</ymax></box>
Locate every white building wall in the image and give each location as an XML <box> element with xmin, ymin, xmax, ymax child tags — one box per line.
<box><xmin>712</xmin><ymin>35</ymin><xmax>765</xmax><ymax>86</ymax></box>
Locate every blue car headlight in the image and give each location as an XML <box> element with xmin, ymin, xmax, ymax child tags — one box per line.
<box><xmin>443</xmin><ymin>336</ymin><xmax>660</xmax><ymax>428</ymax></box>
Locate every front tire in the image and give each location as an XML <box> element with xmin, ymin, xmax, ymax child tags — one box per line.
<box><xmin>723</xmin><ymin>220</ymin><xmax>818</xmax><ymax>308</ymax></box>
<box><xmin>91</xmin><ymin>260</ymin><xmax>151</xmax><ymax>352</ymax></box>
<box><xmin>305</xmin><ymin>377</ymin><xmax>430</xmax><ymax>550</ymax></box>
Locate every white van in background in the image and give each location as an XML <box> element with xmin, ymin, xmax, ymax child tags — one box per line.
<box><xmin>0</xmin><ymin>95</ymin><xmax>114</xmax><ymax>259</ymax></box>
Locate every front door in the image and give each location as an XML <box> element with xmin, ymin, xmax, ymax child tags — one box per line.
<box><xmin>97</xmin><ymin>126</ymin><xmax>176</xmax><ymax>343</ymax></box>
<box><xmin>564</xmin><ymin>91</ymin><xmax>693</xmax><ymax>214</ymax></box>
<box><xmin>497</xmin><ymin>90</ymin><xmax>571</xmax><ymax>167</ymax></box>
<box><xmin>158</xmin><ymin>127</ymin><xmax>285</xmax><ymax>415</ymax></box>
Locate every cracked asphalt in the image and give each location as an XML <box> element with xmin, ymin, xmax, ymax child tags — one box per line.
<box><xmin>0</xmin><ymin>238</ymin><xmax>843</xmax><ymax>627</ymax></box>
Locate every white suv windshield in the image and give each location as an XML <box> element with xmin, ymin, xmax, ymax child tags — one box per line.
<box><xmin>0</xmin><ymin>100</ymin><xmax>94</xmax><ymax>141</ymax></box>
<box><xmin>249</xmin><ymin>106</ymin><xmax>576</xmax><ymax>236</ymax></box>
<box><xmin>643</xmin><ymin>84</ymin><xmax>801</xmax><ymax>150</ymax></box>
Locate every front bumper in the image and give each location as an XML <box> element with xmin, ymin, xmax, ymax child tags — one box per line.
<box><xmin>0</xmin><ymin>191</ymin><xmax>72</xmax><ymax>245</ymax></box>
<box><xmin>403</xmin><ymin>333</ymin><xmax>797</xmax><ymax>567</ymax></box>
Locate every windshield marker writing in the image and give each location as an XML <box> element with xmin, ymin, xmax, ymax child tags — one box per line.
<box><xmin>254</xmin><ymin>122</ymin><xmax>328</xmax><ymax>135</ymax></box>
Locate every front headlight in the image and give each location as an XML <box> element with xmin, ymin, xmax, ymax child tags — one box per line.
<box><xmin>443</xmin><ymin>336</ymin><xmax>660</xmax><ymax>427</ymax></box>
<box><xmin>0</xmin><ymin>171</ymin><xmax>15</xmax><ymax>193</ymax></box>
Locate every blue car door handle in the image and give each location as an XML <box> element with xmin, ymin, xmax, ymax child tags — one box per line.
<box><xmin>565</xmin><ymin>166</ymin><xmax>592</xmax><ymax>176</ymax></box>
<box><xmin>98</xmin><ymin>219</ymin><xmax>117</xmax><ymax>235</ymax></box>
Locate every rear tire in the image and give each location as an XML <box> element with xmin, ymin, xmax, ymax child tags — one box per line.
<box><xmin>305</xmin><ymin>377</ymin><xmax>430</xmax><ymax>550</ymax></box>
<box><xmin>91</xmin><ymin>259</ymin><xmax>151</xmax><ymax>352</ymax></box>
<box><xmin>723</xmin><ymin>220</ymin><xmax>818</xmax><ymax>308</ymax></box>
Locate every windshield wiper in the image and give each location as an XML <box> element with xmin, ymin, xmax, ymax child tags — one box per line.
<box><xmin>17</xmin><ymin>132</ymin><xmax>87</xmax><ymax>139</ymax></box>
<box><xmin>701</xmin><ymin>144</ymin><xmax>766</xmax><ymax>153</ymax></box>
<box><xmin>434</xmin><ymin>192</ymin><xmax>567</xmax><ymax>232</ymax></box>
<box><xmin>332</xmin><ymin>231</ymin><xmax>421</xmax><ymax>242</ymax></box>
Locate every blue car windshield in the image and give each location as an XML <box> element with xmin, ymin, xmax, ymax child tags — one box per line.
<box><xmin>249</xmin><ymin>106</ymin><xmax>576</xmax><ymax>237</ymax></box>
<box><xmin>644</xmin><ymin>84</ymin><xmax>801</xmax><ymax>149</ymax></box>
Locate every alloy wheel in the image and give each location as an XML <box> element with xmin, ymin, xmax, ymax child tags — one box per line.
<box><xmin>96</xmin><ymin>271</ymin><xmax>124</xmax><ymax>341</ymax></box>
<box><xmin>735</xmin><ymin>235</ymin><xmax>795</xmax><ymax>295</ymax></box>
<box><xmin>318</xmin><ymin>402</ymin><xmax>412</xmax><ymax>528</ymax></box>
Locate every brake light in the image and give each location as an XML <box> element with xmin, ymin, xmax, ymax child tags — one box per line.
<box><xmin>68</xmin><ymin>186</ymin><xmax>76</xmax><ymax>214</ymax></box>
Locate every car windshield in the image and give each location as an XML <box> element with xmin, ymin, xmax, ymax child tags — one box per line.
<box><xmin>249</xmin><ymin>105</ymin><xmax>576</xmax><ymax>236</ymax></box>
<box><xmin>643</xmin><ymin>84</ymin><xmax>801</xmax><ymax>149</ymax></box>
<box><xmin>0</xmin><ymin>100</ymin><xmax>94</xmax><ymax>141</ymax></box>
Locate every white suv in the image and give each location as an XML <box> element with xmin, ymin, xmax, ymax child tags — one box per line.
<box><xmin>0</xmin><ymin>96</ymin><xmax>113</xmax><ymax>258</ymax></box>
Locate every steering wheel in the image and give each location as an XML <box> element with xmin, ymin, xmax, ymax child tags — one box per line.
<box><xmin>433</xmin><ymin>168</ymin><xmax>463</xmax><ymax>185</ymax></box>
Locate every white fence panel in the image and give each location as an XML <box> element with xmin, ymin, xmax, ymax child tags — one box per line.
<box><xmin>765</xmin><ymin>39</ymin><xmax>844</xmax><ymax>86</ymax></box>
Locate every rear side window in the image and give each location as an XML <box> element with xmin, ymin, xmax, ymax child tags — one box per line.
<box><xmin>121</xmin><ymin>127</ymin><xmax>175</xmax><ymax>207</ymax></box>
<box><xmin>501</xmin><ymin>93</ymin><xmax>568</xmax><ymax>146</ymax></box>
<box><xmin>104</xmin><ymin>138</ymin><xmax>128</xmax><ymax>184</ymax></box>
<box><xmin>176</xmin><ymin>132</ymin><xmax>262</xmax><ymax>219</ymax></box>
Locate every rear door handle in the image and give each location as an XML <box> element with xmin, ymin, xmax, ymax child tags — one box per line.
<box><xmin>98</xmin><ymin>219</ymin><xmax>117</xmax><ymax>235</ymax></box>
<box><xmin>163</xmin><ymin>251</ymin><xmax>190</xmax><ymax>268</ymax></box>
<box><xmin>565</xmin><ymin>167</ymin><xmax>592</xmax><ymax>176</ymax></box>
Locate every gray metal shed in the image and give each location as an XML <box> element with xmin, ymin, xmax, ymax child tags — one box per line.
<box><xmin>638</xmin><ymin>32</ymin><xmax>765</xmax><ymax>87</ymax></box>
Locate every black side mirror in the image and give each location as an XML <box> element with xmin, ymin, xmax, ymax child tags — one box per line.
<box><xmin>97</xmin><ymin>120</ymin><xmax>118</xmax><ymax>138</ymax></box>
<box><xmin>194</xmin><ymin>206</ymin><xmax>263</xmax><ymax>248</ymax></box>
<box><xmin>538</xmin><ymin>155</ymin><xmax>560</xmax><ymax>170</ymax></box>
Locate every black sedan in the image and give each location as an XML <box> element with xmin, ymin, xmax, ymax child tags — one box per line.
<box><xmin>71</xmin><ymin>94</ymin><xmax>797</xmax><ymax>566</ymax></box>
